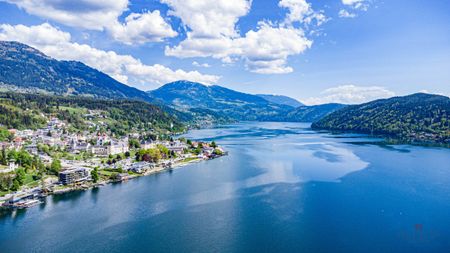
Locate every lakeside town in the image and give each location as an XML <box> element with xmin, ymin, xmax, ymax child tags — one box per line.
<box><xmin>0</xmin><ymin>115</ymin><xmax>226</xmax><ymax>209</ymax></box>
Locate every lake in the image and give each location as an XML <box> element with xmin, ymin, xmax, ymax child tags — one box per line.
<box><xmin>1</xmin><ymin>122</ymin><xmax>449</xmax><ymax>253</ymax></box>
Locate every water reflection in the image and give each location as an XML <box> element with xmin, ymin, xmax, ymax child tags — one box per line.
<box><xmin>90</xmin><ymin>187</ymin><xmax>100</xmax><ymax>203</ymax></box>
<box><xmin>51</xmin><ymin>190</ymin><xmax>86</xmax><ymax>205</ymax></box>
<box><xmin>0</xmin><ymin>122</ymin><xmax>449</xmax><ymax>253</ymax></box>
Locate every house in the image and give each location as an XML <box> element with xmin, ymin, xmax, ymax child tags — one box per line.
<box><xmin>12</xmin><ymin>136</ymin><xmax>23</xmax><ymax>149</ymax></box>
<box><xmin>48</xmin><ymin>118</ymin><xmax>65</xmax><ymax>129</ymax></box>
<box><xmin>90</xmin><ymin>145</ymin><xmax>109</xmax><ymax>156</ymax></box>
<box><xmin>129</xmin><ymin>162</ymin><xmax>151</xmax><ymax>173</ymax></box>
<box><xmin>168</xmin><ymin>145</ymin><xmax>185</xmax><ymax>155</ymax></box>
<box><xmin>110</xmin><ymin>140</ymin><xmax>129</xmax><ymax>155</ymax></box>
<box><xmin>167</xmin><ymin>141</ymin><xmax>187</xmax><ymax>155</ymax></box>
<box><xmin>39</xmin><ymin>155</ymin><xmax>53</xmax><ymax>164</ymax></box>
<box><xmin>25</xmin><ymin>144</ymin><xmax>38</xmax><ymax>155</ymax></box>
<box><xmin>0</xmin><ymin>161</ymin><xmax>17</xmax><ymax>174</ymax></box>
<box><xmin>202</xmin><ymin>147</ymin><xmax>215</xmax><ymax>156</ymax></box>
<box><xmin>74</xmin><ymin>142</ymin><xmax>91</xmax><ymax>153</ymax></box>
<box><xmin>17</xmin><ymin>129</ymin><xmax>34</xmax><ymax>139</ymax></box>
<box><xmin>69</xmin><ymin>140</ymin><xmax>91</xmax><ymax>154</ymax></box>
<box><xmin>140</xmin><ymin>140</ymin><xmax>155</xmax><ymax>150</ymax></box>
<box><xmin>115</xmin><ymin>173</ymin><xmax>129</xmax><ymax>181</ymax></box>
<box><xmin>42</xmin><ymin>136</ymin><xmax>58</xmax><ymax>146</ymax></box>
<box><xmin>59</xmin><ymin>167</ymin><xmax>91</xmax><ymax>185</ymax></box>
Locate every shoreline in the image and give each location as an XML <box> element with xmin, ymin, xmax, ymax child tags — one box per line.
<box><xmin>1</xmin><ymin>154</ymin><xmax>225</xmax><ymax>210</ymax></box>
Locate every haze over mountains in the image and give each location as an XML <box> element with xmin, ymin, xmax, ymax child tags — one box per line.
<box><xmin>255</xmin><ymin>94</ymin><xmax>304</xmax><ymax>108</ymax></box>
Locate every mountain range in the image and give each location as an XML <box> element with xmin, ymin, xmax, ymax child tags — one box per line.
<box><xmin>148</xmin><ymin>81</ymin><xmax>291</xmax><ymax>121</ymax></box>
<box><xmin>0</xmin><ymin>40</ymin><xmax>448</xmax><ymax>143</ymax></box>
<box><xmin>147</xmin><ymin>80</ymin><xmax>345</xmax><ymax>122</ymax></box>
<box><xmin>0</xmin><ymin>41</ymin><xmax>342</xmax><ymax>123</ymax></box>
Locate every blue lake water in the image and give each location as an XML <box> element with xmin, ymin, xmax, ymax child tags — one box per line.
<box><xmin>1</xmin><ymin>122</ymin><xmax>450</xmax><ymax>252</ymax></box>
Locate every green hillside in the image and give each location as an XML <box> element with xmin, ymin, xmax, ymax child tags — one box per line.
<box><xmin>312</xmin><ymin>93</ymin><xmax>450</xmax><ymax>143</ymax></box>
<box><xmin>0</xmin><ymin>92</ymin><xmax>184</xmax><ymax>135</ymax></box>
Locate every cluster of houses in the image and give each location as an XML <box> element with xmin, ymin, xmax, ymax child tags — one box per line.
<box><xmin>1</xmin><ymin>118</ymin><xmax>131</xmax><ymax>158</ymax></box>
<box><xmin>1</xmin><ymin>115</ymin><xmax>226</xmax><ymax>209</ymax></box>
<box><xmin>69</xmin><ymin>133</ymin><xmax>129</xmax><ymax>156</ymax></box>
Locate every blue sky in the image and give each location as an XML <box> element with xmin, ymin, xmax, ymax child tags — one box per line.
<box><xmin>0</xmin><ymin>0</ymin><xmax>448</xmax><ymax>104</ymax></box>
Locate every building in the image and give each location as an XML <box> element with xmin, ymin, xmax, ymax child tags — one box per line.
<box><xmin>115</xmin><ymin>173</ymin><xmax>129</xmax><ymax>181</ymax></box>
<box><xmin>69</xmin><ymin>140</ymin><xmax>91</xmax><ymax>154</ymax></box>
<box><xmin>167</xmin><ymin>141</ymin><xmax>187</xmax><ymax>155</ymax></box>
<box><xmin>202</xmin><ymin>147</ymin><xmax>215</xmax><ymax>156</ymax></box>
<box><xmin>110</xmin><ymin>140</ymin><xmax>129</xmax><ymax>155</ymax></box>
<box><xmin>48</xmin><ymin>118</ymin><xmax>65</xmax><ymax>129</ymax></box>
<box><xmin>25</xmin><ymin>144</ymin><xmax>38</xmax><ymax>155</ymax></box>
<box><xmin>140</xmin><ymin>140</ymin><xmax>155</xmax><ymax>150</ymax></box>
<box><xmin>59</xmin><ymin>167</ymin><xmax>91</xmax><ymax>185</ymax></box>
<box><xmin>9</xmin><ymin>161</ymin><xmax>18</xmax><ymax>171</ymax></box>
<box><xmin>168</xmin><ymin>145</ymin><xmax>185</xmax><ymax>155</ymax></box>
<box><xmin>129</xmin><ymin>162</ymin><xmax>151</xmax><ymax>173</ymax></box>
<box><xmin>90</xmin><ymin>145</ymin><xmax>109</xmax><ymax>156</ymax></box>
<box><xmin>0</xmin><ymin>161</ymin><xmax>18</xmax><ymax>174</ymax></box>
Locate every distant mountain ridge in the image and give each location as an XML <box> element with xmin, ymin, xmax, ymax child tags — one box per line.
<box><xmin>147</xmin><ymin>80</ymin><xmax>294</xmax><ymax>121</ymax></box>
<box><xmin>312</xmin><ymin>93</ymin><xmax>450</xmax><ymax>143</ymax></box>
<box><xmin>0</xmin><ymin>41</ymin><xmax>151</xmax><ymax>101</ymax></box>
<box><xmin>256</xmin><ymin>94</ymin><xmax>304</xmax><ymax>107</ymax></box>
<box><xmin>147</xmin><ymin>81</ymin><xmax>346</xmax><ymax>122</ymax></box>
<box><xmin>286</xmin><ymin>103</ymin><xmax>346</xmax><ymax>122</ymax></box>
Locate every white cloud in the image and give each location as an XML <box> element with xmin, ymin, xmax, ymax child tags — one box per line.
<box><xmin>192</xmin><ymin>61</ymin><xmax>211</xmax><ymax>68</ymax></box>
<box><xmin>3</xmin><ymin>0</ymin><xmax>127</xmax><ymax>30</ymax></box>
<box><xmin>341</xmin><ymin>0</ymin><xmax>369</xmax><ymax>11</ymax></box>
<box><xmin>279</xmin><ymin>0</ymin><xmax>327</xmax><ymax>26</ymax></box>
<box><xmin>338</xmin><ymin>9</ymin><xmax>357</xmax><ymax>18</ymax></box>
<box><xmin>1</xmin><ymin>0</ymin><xmax>177</xmax><ymax>44</ymax></box>
<box><xmin>0</xmin><ymin>23</ymin><xmax>220</xmax><ymax>89</ymax></box>
<box><xmin>113</xmin><ymin>12</ymin><xmax>176</xmax><ymax>43</ymax></box>
<box><xmin>166</xmin><ymin>22</ymin><xmax>312</xmax><ymax>74</ymax></box>
<box><xmin>162</xmin><ymin>0</ymin><xmax>251</xmax><ymax>61</ymax></box>
<box><xmin>161</xmin><ymin>0</ymin><xmax>251</xmax><ymax>38</ymax></box>
<box><xmin>110</xmin><ymin>11</ymin><xmax>178</xmax><ymax>45</ymax></box>
<box><xmin>303</xmin><ymin>85</ymin><xmax>395</xmax><ymax>105</ymax></box>
<box><xmin>166</xmin><ymin>35</ymin><xmax>235</xmax><ymax>59</ymax></box>
<box><xmin>342</xmin><ymin>0</ymin><xmax>363</xmax><ymax>5</ymax></box>
<box><xmin>163</xmin><ymin>0</ymin><xmax>319</xmax><ymax>74</ymax></box>
<box><xmin>235</xmin><ymin>22</ymin><xmax>312</xmax><ymax>74</ymax></box>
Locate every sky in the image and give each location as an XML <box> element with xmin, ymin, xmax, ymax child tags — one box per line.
<box><xmin>0</xmin><ymin>0</ymin><xmax>449</xmax><ymax>105</ymax></box>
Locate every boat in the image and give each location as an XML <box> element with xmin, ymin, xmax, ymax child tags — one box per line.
<box><xmin>16</xmin><ymin>199</ymin><xmax>42</xmax><ymax>209</ymax></box>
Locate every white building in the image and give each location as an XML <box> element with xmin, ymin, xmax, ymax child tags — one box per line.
<box><xmin>140</xmin><ymin>140</ymin><xmax>155</xmax><ymax>150</ymax></box>
<box><xmin>0</xmin><ymin>161</ymin><xmax>18</xmax><ymax>174</ymax></box>
<box><xmin>129</xmin><ymin>162</ymin><xmax>152</xmax><ymax>173</ymax></box>
<box><xmin>90</xmin><ymin>145</ymin><xmax>109</xmax><ymax>156</ymax></box>
<box><xmin>110</xmin><ymin>140</ymin><xmax>129</xmax><ymax>155</ymax></box>
<box><xmin>59</xmin><ymin>167</ymin><xmax>91</xmax><ymax>185</ymax></box>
